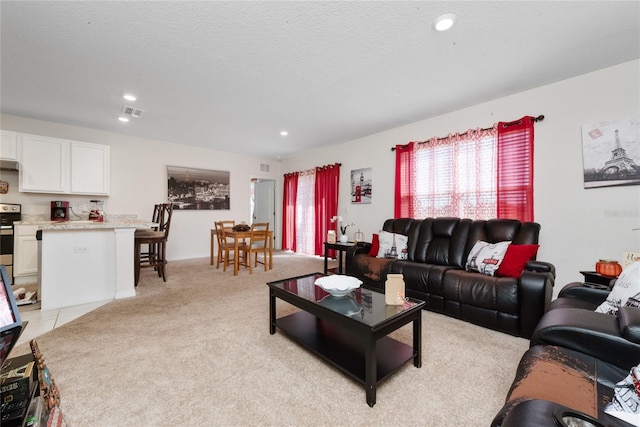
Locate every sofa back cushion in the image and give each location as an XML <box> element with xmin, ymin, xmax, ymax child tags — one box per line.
<box><xmin>465</xmin><ymin>219</ymin><xmax>540</xmax><ymax>262</ymax></box>
<box><xmin>382</xmin><ymin>217</ymin><xmax>470</xmax><ymax>268</ymax></box>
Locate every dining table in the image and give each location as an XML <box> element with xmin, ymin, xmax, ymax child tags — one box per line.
<box><xmin>211</xmin><ymin>227</ymin><xmax>274</xmax><ymax>275</ymax></box>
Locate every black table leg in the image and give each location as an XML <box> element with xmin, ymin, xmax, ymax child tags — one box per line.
<box><xmin>365</xmin><ymin>336</ymin><xmax>377</xmax><ymax>407</ymax></box>
<box><xmin>269</xmin><ymin>289</ymin><xmax>276</xmax><ymax>335</ymax></box>
<box><xmin>323</xmin><ymin>243</ymin><xmax>329</xmax><ymax>274</ymax></box>
<box><xmin>413</xmin><ymin>311</ymin><xmax>422</xmax><ymax>368</ymax></box>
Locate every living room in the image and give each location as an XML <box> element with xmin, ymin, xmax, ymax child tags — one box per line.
<box><xmin>2</xmin><ymin>59</ymin><xmax>638</xmax><ymax>296</ymax></box>
<box><xmin>0</xmin><ymin>2</ymin><xmax>639</xmax><ymax>425</ymax></box>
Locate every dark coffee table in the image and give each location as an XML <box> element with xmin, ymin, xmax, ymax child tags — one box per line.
<box><xmin>267</xmin><ymin>272</ymin><xmax>425</xmax><ymax>407</ymax></box>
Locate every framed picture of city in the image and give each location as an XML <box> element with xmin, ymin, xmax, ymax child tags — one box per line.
<box><xmin>351</xmin><ymin>167</ymin><xmax>372</xmax><ymax>204</ymax></box>
<box><xmin>582</xmin><ymin>116</ymin><xmax>640</xmax><ymax>189</ymax></box>
<box><xmin>167</xmin><ymin>166</ymin><xmax>230</xmax><ymax>210</ymax></box>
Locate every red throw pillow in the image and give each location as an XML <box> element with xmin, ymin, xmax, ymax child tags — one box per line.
<box><xmin>496</xmin><ymin>244</ymin><xmax>540</xmax><ymax>278</ymax></box>
<box><xmin>369</xmin><ymin>234</ymin><xmax>380</xmax><ymax>256</ymax></box>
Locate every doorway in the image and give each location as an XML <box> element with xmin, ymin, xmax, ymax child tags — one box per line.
<box><xmin>251</xmin><ymin>178</ymin><xmax>276</xmax><ymax>242</ymax></box>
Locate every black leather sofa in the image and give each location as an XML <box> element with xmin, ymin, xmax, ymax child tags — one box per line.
<box><xmin>492</xmin><ymin>281</ymin><xmax>639</xmax><ymax>427</ymax></box>
<box><xmin>345</xmin><ymin>217</ymin><xmax>555</xmax><ymax>338</ymax></box>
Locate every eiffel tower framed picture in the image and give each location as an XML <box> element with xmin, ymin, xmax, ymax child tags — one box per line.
<box><xmin>582</xmin><ymin>116</ymin><xmax>640</xmax><ymax>188</ymax></box>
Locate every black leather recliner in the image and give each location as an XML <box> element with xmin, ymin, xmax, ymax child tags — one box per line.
<box><xmin>492</xmin><ymin>281</ymin><xmax>639</xmax><ymax>427</ymax></box>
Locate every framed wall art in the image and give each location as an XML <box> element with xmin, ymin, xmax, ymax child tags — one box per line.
<box><xmin>167</xmin><ymin>166</ymin><xmax>230</xmax><ymax>210</ymax></box>
<box><xmin>582</xmin><ymin>116</ymin><xmax>640</xmax><ymax>189</ymax></box>
<box><xmin>351</xmin><ymin>167</ymin><xmax>372</xmax><ymax>204</ymax></box>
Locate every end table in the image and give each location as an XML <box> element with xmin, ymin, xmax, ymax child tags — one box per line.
<box><xmin>323</xmin><ymin>241</ymin><xmax>355</xmax><ymax>274</ymax></box>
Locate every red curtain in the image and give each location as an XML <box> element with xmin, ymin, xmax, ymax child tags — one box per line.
<box><xmin>497</xmin><ymin>116</ymin><xmax>535</xmax><ymax>222</ymax></box>
<box><xmin>394</xmin><ymin>117</ymin><xmax>536</xmax><ymax>222</ymax></box>
<box><xmin>281</xmin><ymin>172</ymin><xmax>298</xmax><ymax>251</ymax></box>
<box><xmin>315</xmin><ymin>164</ymin><xmax>340</xmax><ymax>256</ymax></box>
<box><xmin>394</xmin><ymin>141</ymin><xmax>416</xmax><ymax>218</ymax></box>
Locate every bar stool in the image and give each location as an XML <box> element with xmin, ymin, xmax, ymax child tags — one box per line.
<box><xmin>135</xmin><ymin>203</ymin><xmax>173</xmax><ymax>285</ymax></box>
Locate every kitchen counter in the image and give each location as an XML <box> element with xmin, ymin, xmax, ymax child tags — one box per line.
<box><xmin>15</xmin><ymin>219</ymin><xmax>154</xmax><ymax>229</ymax></box>
<box><xmin>36</xmin><ymin>220</ymin><xmax>157</xmax><ymax>310</ymax></box>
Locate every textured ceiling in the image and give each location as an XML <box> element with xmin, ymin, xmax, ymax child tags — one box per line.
<box><xmin>1</xmin><ymin>1</ymin><xmax>639</xmax><ymax>159</ymax></box>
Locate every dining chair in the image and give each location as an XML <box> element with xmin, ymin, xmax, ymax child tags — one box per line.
<box><xmin>212</xmin><ymin>220</ymin><xmax>235</xmax><ymax>267</ymax></box>
<box><xmin>246</xmin><ymin>222</ymin><xmax>270</xmax><ymax>274</ymax></box>
<box><xmin>219</xmin><ymin>223</ymin><xmax>247</xmax><ymax>272</ymax></box>
<box><xmin>135</xmin><ymin>203</ymin><xmax>173</xmax><ymax>285</ymax></box>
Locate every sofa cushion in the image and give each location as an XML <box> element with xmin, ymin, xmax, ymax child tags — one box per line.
<box><xmin>376</xmin><ymin>231</ymin><xmax>408</xmax><ymax>259</ymax></box>
<box><xmin>496</xmin><ymin>244</ymin><xmax>540</xmax><ymax>278</ymax></box>
<box><xmin>465</xmin><ymin>240</ymin><xmax>511</xmax><ymax>276</ymax></box>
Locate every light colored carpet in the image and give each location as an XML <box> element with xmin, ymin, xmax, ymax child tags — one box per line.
<box><xmin>11</xmin><ymin>252</ymin><xmax>528</xmax><ymax>426</ymax></box>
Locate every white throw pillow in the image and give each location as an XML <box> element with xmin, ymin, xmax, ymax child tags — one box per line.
<box><xmin>376</xmin><ymin>231</ymin><xmax>408</xmax><ymax>260</ymax></box>
<box><xmin>596</xmin><ymin>261</ymin><xmax>640</xmax><ymax>315</ymax></box>
<box><xmin>604</xmin><ymin>361</ymin><xmax>640</xmax><ymax>425</ymax></box>
<box><xmin>465</xmin><ymin>240</ymin><xmax>511</xmax><ymax>276</ymax></box>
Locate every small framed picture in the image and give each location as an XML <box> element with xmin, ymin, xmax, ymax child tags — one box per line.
<box><xmin>351</xmin><ymin>167</ymin><xmax>372</xmax><ymax>204</ymax></box>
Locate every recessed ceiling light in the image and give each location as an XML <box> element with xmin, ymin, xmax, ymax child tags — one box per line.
<box><xmin>433</xmin><ymin>13</ymin><xmax>456</xmax><ymax>31</ymax></box>
<box><xmin>123</xmin><ymin>94</ymin><xmax>137</xmax><ymax>101</ymax></box>
<box><xmin>118</xmin><ymin>116</ymin><xmax>130</xmax><ymax>122</ymax></box>
<box><xmin>280</xmin><ymin>130</ymin><xmax>288</xmax><ymax>136</ymax></box>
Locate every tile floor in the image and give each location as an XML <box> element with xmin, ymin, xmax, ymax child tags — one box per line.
<box><xmin>15</xmin><ymin>300</ymin><xmax>110</xmax><ymax>347</ymax></box>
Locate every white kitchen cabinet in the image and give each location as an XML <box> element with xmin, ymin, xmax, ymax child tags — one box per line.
<box><xmin>70</xmin><ymin>141</ymin><xmax>110</xmax><ymax>195</ymax></box>
<box><xmin>17</xmin><ymin>132</ymin><xmax>110</xmax><ymax>195</ymax></box>
<box><xmin>19</xmin><ymin>133</ymin><xmax>70</xmax><ymax>193</ymax></box>
<box><xmin>13</xmin><ymin>224</ymin><xmax>39</xmax><ymax>278</ymax></box>
<box><xmin>0</xmin><ymin>130</ymin><xmax>18</xmax><ymax>160</ymax></box>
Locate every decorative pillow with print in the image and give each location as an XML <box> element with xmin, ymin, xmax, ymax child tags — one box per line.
<box><xmin>376</xmin><ymin>231</ymin><xmax>408</xmax><ymax>260</ymax></box>
<box><xmin>465</xmin><ymin>240</ymin><xmax>511</xmax><ymax>276</ymax></box>
<box><xmin>596</xmin><ymin>261</ymin><xmax>640</xmax><ymax>315</ymax></box>
<box><xmin>368</xmin><ymin>234</ymin><xmax>380</xmax><ymax>257</ymax></box>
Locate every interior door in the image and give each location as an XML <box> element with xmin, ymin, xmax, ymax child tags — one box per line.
<box><xmin>253</xmin><ymin>179</ymin><xmax>275</xmax><ymax>236</ymax></box>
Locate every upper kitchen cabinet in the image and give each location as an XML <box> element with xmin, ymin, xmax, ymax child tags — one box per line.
<box><xmin>0</xmin><ymin>130</ymin><xmax>18</xmax><ymax>160</ymax></box>
<box><xmin>70</xmin><ymin>141</ymin><xmax>110</xmax><ymax>195</ymax></box>
<box><xmin>18</xmin><ymin>133</ymin><xmax>110</xmax><ymax>195</ymax></box>
<box><xmin>19</xmin><ymin>133</ymin><xmax>70</xmax><ymax>193</ymax></box>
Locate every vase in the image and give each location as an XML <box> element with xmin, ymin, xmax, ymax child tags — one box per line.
<box><xmin>339</xmin><ymin>234</ymin><xmax>348</xmax><ymax>243</ymax></box>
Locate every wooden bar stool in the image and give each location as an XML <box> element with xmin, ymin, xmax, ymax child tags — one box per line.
<box><xmin>135</xmin><ymin>203</ymin><xmax>173</xmax><ymax>285</ymax></box>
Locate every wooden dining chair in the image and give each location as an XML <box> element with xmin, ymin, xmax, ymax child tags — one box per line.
<box><xmin>135</xmin><ymin>203</ymin><xmax>173</xmax><ymax>285</ymax></box>
<box><xmin>246</xmin><ymin>222</ymin><xmax>270</xmax><ymax>274</ymax></box>
<box><xmin>212</xmin><ymin>220</ymin><xmax>235</xmax><ymax>268</ymax></box>
<box><xmin>219</xmin><ymin>223</ymin><xmax>247</xmax><ymax>272</ymax></box>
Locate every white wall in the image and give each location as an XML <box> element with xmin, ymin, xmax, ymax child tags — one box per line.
<box><xmin>0</xmin><ymin>115</ymin><xmax>282</xmax><ymax>261</ymax></box>
<box><xmin>2</xmin><ymin>60</ymin><xmax>638</xmax><ymax>294</ymax></box>
<box><xmin>281</xmin><ymin>60</ymin><xmax>640</xmax><ymax>297</ymax></box>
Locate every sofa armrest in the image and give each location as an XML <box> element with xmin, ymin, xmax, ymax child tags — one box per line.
<box><xmin>345</xmin><ymin>243</ymin><xmax>371</xmax><ymax>274</ymax></box>
<box><xmin>557</xmin><ymin>282</ymin><xmax>610</xmax><ymax>305</ymax></box>
<box><xmin>530</xmin><ymin>307</ymin><xmax>640</xmax><ymax>370</ymax></box>
<box><xmin>518</xmin><ymin>269</ymin><xmax>554</xmax><ymax>338</ymax></box>
<box><xmin>525</xmin><ymin>260</ymin><xmax>555</xmax><ymax>277</ymax></box>
<box><xmin>618</xmin><ymin>306</ymin><xmax>640</xmax><ymax>344</ymax></box>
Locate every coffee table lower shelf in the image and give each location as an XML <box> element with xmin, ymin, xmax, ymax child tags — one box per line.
<box><xmin>276</xmin><ymin>311</ymin><xmax>415</xmax><ymax>395</ymax></box>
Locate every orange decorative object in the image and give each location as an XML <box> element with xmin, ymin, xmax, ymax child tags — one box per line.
<box><xmin>596</xmin><ymin>259</ymin><xmax>623</xmax><ymax>277</ymax></box>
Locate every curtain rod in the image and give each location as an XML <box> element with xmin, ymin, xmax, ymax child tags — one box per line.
<box><xmin>284</xmin><ymin>162</ymin><xmax>341</xmax><ymax>177</ymax></box>
<box><xmin>391</xmin><ymin>115</ymin><xmax>544</xmax><ymax>151</ymax></box>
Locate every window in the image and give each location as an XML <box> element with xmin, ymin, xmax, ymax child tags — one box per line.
<box><xmin>395</xmin><ymin>116</ymin><xmax>536</xmax><ymax>222</ymax></box>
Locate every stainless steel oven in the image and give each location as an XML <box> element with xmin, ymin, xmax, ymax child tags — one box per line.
<box><xmin>0</xmin><ymin>203</ymin><xmax>21</xmax><ymax>280</ymax></box>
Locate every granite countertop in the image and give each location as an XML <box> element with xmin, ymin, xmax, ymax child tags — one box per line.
<box><xmin>15</xmin><ymin>218</ymin><xmax>156</xmax><ymax>230</ymax></box>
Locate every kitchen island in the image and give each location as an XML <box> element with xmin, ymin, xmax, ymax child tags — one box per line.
<box><xmin>27</xmin><ymin>220</ymin><xmax>156</xmax><ymax>310</ymax></box>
